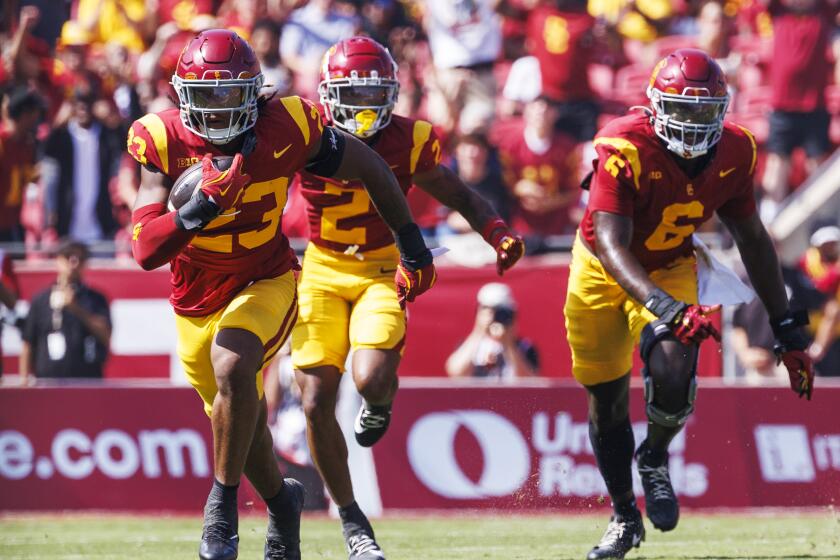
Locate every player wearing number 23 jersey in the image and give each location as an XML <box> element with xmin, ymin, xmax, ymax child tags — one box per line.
<box><xmin>128</xmin><ymin>29</ymin><xmax>437</xmax><ymax>560</ymax></box>
<box><xmin>565</xmin><ymin>49</ymin><xmax>814</xmax><ymax>560</ymax></box>
<box><xmin>290</xmin><ymin>37</ymin><xmax>525</xmax><ymax>560</ymax></box>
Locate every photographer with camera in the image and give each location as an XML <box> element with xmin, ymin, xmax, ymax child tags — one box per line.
<box><xmin>20</xmin><ymin>240</ymin><xmax>111</xmax><ymax>384</ymax></box>
<box><xmin>445</xmin><ymin>282</ymin><xmax>539</xmax><ymax>379</ymax></box>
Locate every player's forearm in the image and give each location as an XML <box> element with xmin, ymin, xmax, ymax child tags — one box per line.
<box><xmin>726</xmin><ymin>215</ymin><xmax>789</xmax><ymax>319</ymax></box>
<box><xmin>332</xmin><ymin>135</ymin><xmax>415</xmax><ymax>232</ymax></box>
<box><xmin>131</xmin><ymin>203</ymin><xmax>195</xmax><ymax>271</ymax></box>
<box><xmin>416</xmin><ymin>166</ymin><xmax>501</xmax><ymax>235</ymax></box>
<box><xmin>593</xmin><ymin>212</ymin><xmax>658</xmax><ymax>304</ymax></box>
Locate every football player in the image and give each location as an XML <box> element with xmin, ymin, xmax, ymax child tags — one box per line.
<box><xmin>127</xmin><ymin>29</ymin><xmax>437</xmax><ymax>560</ymax></box>
<box><xmin>290</xmin><ymin>37</ymin><xmax>524</xmax><ymax>560</ymax></box>
<box><xmin>565</xmin><ymin>49</ymin><xmax>815</xmax><ymax>559</ymax></box>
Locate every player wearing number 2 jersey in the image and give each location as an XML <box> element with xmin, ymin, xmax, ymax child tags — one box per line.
<box><xmin>290</xmin><ymin>37</ymin><xmax>524</xmax><ymax>560</ymax></box>
<box><xmin>127</xmin><ymin>29</ymin><xmax>436</xmax><ymax>560</ymax></box>
<box><xmin>565</xmin><ymin>49</ymin><xmax>815</xmax><ymax>560</ymax></box>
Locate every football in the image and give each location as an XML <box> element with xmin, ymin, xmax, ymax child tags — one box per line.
<box><xmin>167</xmin><ymin>155</ymin><xmax>234</xmax><ymax>211</ymax></box>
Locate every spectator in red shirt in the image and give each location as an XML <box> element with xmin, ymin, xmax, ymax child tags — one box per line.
<box><xmin>0</xmin><ymin>86</ymin><xmax>44</xmax><ymax>241</ymax></box>
<box><xmin>526</xmin><ymin>0</ymin><xmax>599</xmax><ymax>141</ymax></box>
<box><xmin>495</xmin><ymin>96</ymin><xmax>581</xmax><ymax>239</ymax></box>
<box><xmin>760</xmin><ymin>0</ymin><xmax>839</xmax><ymax>221</ymax></box>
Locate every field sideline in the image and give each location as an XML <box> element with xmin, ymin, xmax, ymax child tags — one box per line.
<box><xmin>2</xmin><ymin>511</ymin><xmax>840</xmax><ymax>559</ymax></box>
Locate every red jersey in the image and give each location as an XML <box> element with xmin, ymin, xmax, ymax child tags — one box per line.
<box><xmin>526</xmin><ymin>7</ymin><xmax>595</xmax><ymax>102</ymax></box>
<box><xmin>0</xmin><ymin>126</ymin><xmax>36</xmax><ymax>231</ymax></box>
<box><xmin>127</xmin><ymin>95</ymin><xmax>324</xmax><ymax>316</ymax></box>
<box><xmin>495</xmin><ymin>120</ymin><xmax>580</xmax><ymax>235</ymax></box>
<box><xmin>297</xmin><ymin>114</ymin><xmax>441</xmax><ymax>254</ymax></box>
<box><xmin>581</xmin><ymin>112</ymin><xmax>757</xmax><ymax>271</ymax></box>
<box><xmin>769</xmin><ymin>0</ymin><xmax>836</xmax><ymax>112</ymax></box>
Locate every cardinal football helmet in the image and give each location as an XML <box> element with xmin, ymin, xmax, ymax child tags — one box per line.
<box><xmin>319</xmin><ymin>36</ymin><xmax>399</xmax><ymax>138</ymax></box>
<box><xmin>171</xmin><ymin>29</ymin><xmax>264</xmax><ymax>145</ymax></box>
<box><xmin>647</xmin><ymin>48</ymin><xmax>729</xmax><ymax>159</ymax></box>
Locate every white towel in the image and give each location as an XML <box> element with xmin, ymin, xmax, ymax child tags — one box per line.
<box><xmin>693</xmin><ymin>234</ymin><xmax>755</xmax><ymax>306</ymax></box>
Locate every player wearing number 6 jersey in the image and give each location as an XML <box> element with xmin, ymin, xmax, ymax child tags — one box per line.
<box><xmin>127</xmin><ymin>29</ymin><xmax>436</xmax><ymax>560</ymax></box>
<box><xmin>566</xmin><ymin>49</ymin><xmax>815</xmax><ymax>560</ymax></box>
<box><xmin>290</xmin><ymin>37</ymin><xmax>524</xmax><ymax>560</ymax></box>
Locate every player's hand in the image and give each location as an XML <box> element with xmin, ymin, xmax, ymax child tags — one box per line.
<box><xmin>771</xmin><ymin>310</ymin><xmax>814</xmax><ymax>400</ymax></box>
<box><xmin>644</xmin><ymin>288</ymin><xmax>720</xmax><ymax>345</ymax></box>
<box><xmin>673</xmin><ymin>304</ymin><xmax>722</xmax><ymax>345</ymax></box>
<box><xmin>394</xmin><ymin>223</ymin><xmax>436</xmax><ymax>308</ymax></box>
<box><xmin>482</xmin><ymin>219</ymin><xmax>525</xmax><ymax>276</ymax></box>
<box><xmin>199</xmin><ymin>153</ymin><xmax>250</xmax><ymax>212</ymax></box>
<box><xmin>395</xmin><ymin>261</ymin><xmax>436</xmax><ymax>309</ymax></box>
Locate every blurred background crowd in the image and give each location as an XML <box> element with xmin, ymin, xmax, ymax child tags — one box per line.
<box><xmin>1</xmin><ymin>0</ymin><xmax>840</xmax><ymax>384</ymax></box>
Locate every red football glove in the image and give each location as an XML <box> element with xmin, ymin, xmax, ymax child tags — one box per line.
<box><xmin>395</xmin><ymin>261</ymin><xmax>436</xmax><ymax>310</ymax></box>
<box><xmin>644</xmin><ymin>289</ymin><xmax>720</xmax><ymax>345</ymax></box>
<box><xmin>200</xmin><ymin>153</ymin><xmax>250</xmax><ymax>212</ymax></box>
<box><xmin>777</xmin><ymin>349</ymin><xmax>814</xmax><ymax>400</ymax></box>
<box><xmin>672</xmin><ymin>304</ymin><xmax>722</xmax><ymax>345</ymax></box>
<box><xmin>482</xmin><ymin>219</ymin><xmax>525</xmax><ymax>276</ymax></box>
<box><xmin>771</xmin><ymin>310</ymin><xmax>814</xmax><ymax>400</ymax></box>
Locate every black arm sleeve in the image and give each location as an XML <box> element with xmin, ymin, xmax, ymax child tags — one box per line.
<box><xmin>304</xmin><ymin>126</ymin><xmax>346</xmax><ymax>177</ymax></box>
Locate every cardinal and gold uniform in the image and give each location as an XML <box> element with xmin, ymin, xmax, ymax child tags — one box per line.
<box><xmin>566</xmin><ymin>112</ymin><xmax>758</xmax><ymax>385</ymax></box>
<box><xmin>291</xmin><ymin>114</ymin><xmax>441</xmax><ymax>371</ymax></box>
<box><xmin>127</xmin><ymin>96</ymin><xmax>324</xmax><ymax>413</ymax></box>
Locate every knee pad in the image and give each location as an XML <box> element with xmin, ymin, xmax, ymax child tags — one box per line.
<box><xmin>640</xmin><ymin>320</ymin><xmax>698</xmax><ymax>428</ymax></box>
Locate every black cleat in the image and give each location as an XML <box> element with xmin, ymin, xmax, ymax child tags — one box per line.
<box><xmin>343</xmin><ymin>516</ymin><xmax>386</xmax><ymax>560</ymax></box>
<box><xmin>586</xmin><ymin>511</ymin><xmax>645</xmax><ymax>560</ymax></box>
<box><xmin>199</xmin><ymin>507</ymin><xmax>239</xmax><ymax>560</ymax></box>
<box><xmin>354</xmin><ymin>403</ymin><xmax>392</xmax><ymax>447</ymax></box>
<box><xmin>636</xmin><ymin>443</ymin><xmax>680</xmax><ymax>532</ymax></box>
<box><xmin>265</xmin><ymin>479</ymin><xmax>305</xmax><ymax>560</ymax></box>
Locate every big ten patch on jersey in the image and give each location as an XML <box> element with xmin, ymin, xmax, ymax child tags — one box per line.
<box><xmin>298</xmin><ymin>115</ymin><xmax>442</xmax><ymax>254</ymax></box>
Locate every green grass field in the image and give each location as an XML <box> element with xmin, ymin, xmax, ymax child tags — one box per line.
<box><xmin>1</xmin><ymin>512</ymin><xmax>839</xmax><ymax>559</ymax></box>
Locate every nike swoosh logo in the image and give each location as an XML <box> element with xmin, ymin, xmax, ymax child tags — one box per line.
<box><xmin>274</xmin><ymin>144</ymin><xmax>292</xmax><ymax>159</ymax></box>
<box><xmin>719</xmin><ymin>167</ymin><xmax>736</xmax><ymax>178</ymax></box>
<box><xmin>379</xmin><ymin>267</ymin><xmax>397</xmax><ymax>274</ymax></box>
<box><xmin>389</xmin><ymin>164</ymin><xmax>399</xmax><ymax>170</ymax></box>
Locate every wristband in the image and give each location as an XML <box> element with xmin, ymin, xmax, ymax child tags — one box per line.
<box><xmin>481</xmin><ymin>218</ymin><xmax>508</xmax><ymax>246</ymax></box>
<box><xmin>644</xmin><ymin>288</ymin><xmax>687</xmax><ymax>326</ymax></box>
<box><xmin>395</xmin><ymin>222</ymin><xmax>432</xmax><ymax>271</ymax></box>
<box><xmin>175</xmin><ymin>190</ymin><xmax>220</xmax><ymax>231</ymax></box>
<box><xmin>769</xmin><ymin>309</ymin><xmax>809</xmax><ymax>338</ymax></box>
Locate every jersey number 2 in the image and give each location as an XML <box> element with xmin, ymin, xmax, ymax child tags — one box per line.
<box><xmin>645</xmin><ymin>201</ymin><xmax>705</xmax><ymax>251</ymax></box>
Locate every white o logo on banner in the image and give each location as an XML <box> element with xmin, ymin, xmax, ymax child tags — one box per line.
<box><xmin>407</xmin><ymin>410</ymin><xmax>530</xmax><ymax>499</ymax></box>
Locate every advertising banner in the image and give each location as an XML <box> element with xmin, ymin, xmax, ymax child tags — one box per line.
<box><xmin>3</xmin><ymin>383</ymin><xmax>836</xmax><ymax>512</ymax></box>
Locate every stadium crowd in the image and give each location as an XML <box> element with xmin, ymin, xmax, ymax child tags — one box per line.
<box><xmin>1</xmin><ymin>0</ymin><xmax>840</xmax><ymax>377</ymax></box>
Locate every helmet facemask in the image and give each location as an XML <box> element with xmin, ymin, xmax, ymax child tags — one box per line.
<box><xmin>319</xmin><ymin>71</ymin><xmax>399</xmax><ymax>138</ymax></box>
<box><xmin>647</xmin><ymin>86</ymin><xmax>729</xmax><ymax>159</ymax></box>
<box><xmin>172</xmin><ymin>71</ymin><xmax>264</xmax><ymax>145</ymax></box>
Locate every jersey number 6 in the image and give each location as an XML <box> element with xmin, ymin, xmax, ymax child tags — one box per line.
<box><xmin>645</xmin><ymin>201</ymin><xmax>705</xmax><ymax>251</ymax></box>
